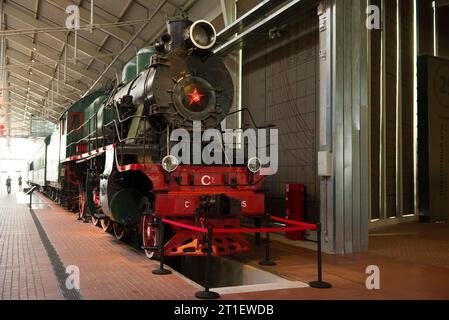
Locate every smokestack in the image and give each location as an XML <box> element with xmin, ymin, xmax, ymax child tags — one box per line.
<box><xmin>166</xmin><ymin>19</ymin><xmax>216</xmax><ymax>51</ymax></box>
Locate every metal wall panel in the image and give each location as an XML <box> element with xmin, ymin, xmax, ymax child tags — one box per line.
<box><xmin>242</xmin><ymin>9</ymin><xmax>319</xmax><ymax>221</ymax></box>
<box><xmin>383</xmin><ymin>0</ymin><xmax>398</xmax><ymax>218</ymax></box>
<box><xmin>323</xmin><ymin>0</ymin><xmax>370</xmax><ymax>253</ymax></box>
<box><xmin>437</xmin><ymin>6</ymin><xmax>449</xmax><ymax>59</ymax></box>
<box><xmin>360</xmin><ymin>0</ymin><xmax>370</xmax><ymax>251</ymax></box>
<box><xmin>369</xmin><ymin>0</ymin><xmax>382</xmax><ymax>220</ymax></box>
<box><xmin>318</xmin><ymin>1</ymin><xmax>334</xmax><ymax>250</ymax></box>
<box><xmin>417</xmin><ymin>0</ymin><xmax>434</xmax><ymax>56</ymax></box>
<box><xmin>400</xmin><ymin>0</ymin><xmax>416</xmax><ymax>215</ymax></box>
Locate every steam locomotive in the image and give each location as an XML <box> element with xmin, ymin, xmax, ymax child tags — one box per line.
<box><xmin>28</xmin><ymin>18</ymin><xmax>266</xmax><ymax>258</ymax></box>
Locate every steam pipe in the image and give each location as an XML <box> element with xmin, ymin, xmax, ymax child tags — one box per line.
<box><xmin>82</xmin><ymin>0</ymin><xmax>168</xmax><ymax>98</ymax></box>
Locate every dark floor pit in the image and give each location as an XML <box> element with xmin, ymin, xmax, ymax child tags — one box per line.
<box><xmin>165</xmin><ymin>255</ymin><xmax>307</xmax><ymax>292</ymax></box>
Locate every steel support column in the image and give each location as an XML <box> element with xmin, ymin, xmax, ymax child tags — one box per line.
<box><xmin>221</xmin><ymin>0</ymin><xmax>242</xmax><ymax>130</ymax></box>
<box><xmin>319</xmin><ymin>0</ymin><xmax>370</xmax><ymax>253</ymax></box>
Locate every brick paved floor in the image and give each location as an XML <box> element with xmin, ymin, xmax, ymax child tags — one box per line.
<box><xmin>0</xmin><ymin>189</ymin><xmax>62</xmax><ymax>300</ymax></box>
<box><xmin>2</xmin><ymin>187</ymin><xmax>449</xmax><ymax>300</ymax></box>
<box><xmin>226</xmin><ymin>224</ymin><xmax>449</xmax><ymax>300</ymax></box>
<box><xmin>34</xmin><ymin>194</ymin><xmax>200</xmax><ymax>300</ymax></box>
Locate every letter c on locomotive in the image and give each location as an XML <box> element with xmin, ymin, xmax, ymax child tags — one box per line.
<box><xmin>201</xmin><ymin>175</ymin><xmax>211</xmax><ymax>185</ymax></box>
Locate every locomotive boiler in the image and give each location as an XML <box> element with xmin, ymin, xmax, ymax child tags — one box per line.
<box><xmin>29</xmin><ymin>18</ymin><xmax>267</xmax><ymax>259</ymax></box>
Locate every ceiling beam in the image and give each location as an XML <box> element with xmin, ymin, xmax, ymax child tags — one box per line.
<box><xmin>86</xmin><ymin>0</ymin><xmax>134</xmax><ymax>70</ymax></box>
<box><xmin>8</xmin><ymin>89</ymin><xmax>63</xmax><ymax>112</ymax></box>
<box><xmin>9</xmin><ymin>103</ymin><xmax>57</xmax><ymax>122</ymax></box>
<box><xmin>45</xmin><ymin>0</ymin><xmax>146</xmax><ymax>46</ymax></box>
<box><xmin>8</xmin><ymin>72</ymin><xmax>75</xmax><ymax>104</ymax></box>
<box><xmin>8</xmin><ymin>87</ymin><xmax>66</xmax><ymax>112</ymax></box>
<box><xmin>8</xmin><ymin>90</ymin><xmax>62</xmax><ymax>117</ymax></box>
<box><xmin>8</xmin><ymin>110</ymin><xmax>29</xmax><ymax>120</ymax></box>
<box><xmin>7</xmin><ymin>48</ymin><xmax>87</xmax><ymax>92</ymax></box>
<box><xmin>35</xmin><ymin>0</ymin><xmax>41</xmax><ymax>19</ymax></box>
<box><xmin>9</xmin><ymin>108</ymin><xmax>31</xmax><ymax>120</ymax></box>
<box><xmin>137</xmin><ymin>0</ymin><xmax>177</xmax><ymax>15</ymax></box>
<box><xmin>7</xmin><ymin>70</ymin><xmax>77</xmax><ymax>103</ymax></box>
<box><xmin>4</xmin><ymin>3</ymin><xmax>113</xmax><ymax>65</ymax></box>
<box><xmin>6</xmin><ymin>34</ymin><xmax>99</xmax><ymax>81</ymax></box>
<box><xmin>8</xmin><ymin>77</ymin><xmax>75</xmax><ymax>104</ymax></box>
<box><xmin>83</xmin><ymin>0</ymin><xmax>169</xmax><ymax>97</ymax></box>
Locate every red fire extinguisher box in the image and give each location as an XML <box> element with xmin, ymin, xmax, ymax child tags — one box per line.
<box><xmin>285</xmin><ymin>183</ymin><xmax>305</xmax><ymax>240</ymax></box>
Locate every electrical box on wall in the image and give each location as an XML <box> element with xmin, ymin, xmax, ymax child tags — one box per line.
<box><xmin>318</xmin><ymin>151</ymin><xmax>332</xmax><ymax>177</ymax></box>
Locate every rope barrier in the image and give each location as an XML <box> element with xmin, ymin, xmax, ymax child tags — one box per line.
<box><xmin>153</xmin><ymin>215</ymin><xmax>332</xmax><ymax>299</ymax></box>
<box><xmin>161</xmin><ymin>218</ymin><xmax>207</xmax><ymax>233</ymax></box>
<box><xmin>161</xmin><ymin>215</ymin><xmax>317</xmax><ymax>235</ymax></box>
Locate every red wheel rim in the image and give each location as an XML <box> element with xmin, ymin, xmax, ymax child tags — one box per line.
<box><xmin>113</xmin><ymin>223</ymin><xmax>126</xmax><ymax>240</ymax></box>
<box><xmin>142</xmin><ymin>215</ymin><xmax>158</xmax><ymax>259</ymax></box>
<box><xmin>91</xmin><ymin>215</ymin><xmax>100</xmax><ymax>227</ymax></box>
<box><xmin>101</xmin><ymin>218</ymin><xmax>112</xmax><ymax>232</ymax></box>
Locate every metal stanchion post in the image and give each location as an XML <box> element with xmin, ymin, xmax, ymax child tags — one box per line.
<box><xmin>29</xmin><ymin>192</ymin><xmax>32</xmax><ymax>209</ymax></box>
<box><xmin>259</xmin><ymin>231</ymin><xmax>276</xmax><ymax>266</ymax></box>
<box><xmin>259</xmin><ymin>215</ymin><xmax>276</xmax><ymax>266</ymax></box>
<box><xmin>152</xmin><ymin>217</ymin><xmax>171</xmax><ymax>275</ymax></box>
<box><xmin>195</xmin><ymin>226</ymin><xmax>220</xmax><ymax>299</ymax></box>
<box><xmin>309</xmin><ymin>222</ymin><xmax>332</xmax><ymax>288</ymax></box>
<box><xmin>255</xmin><ymin>217</ymin><xmax>261</xmax><ymax>246</ymax></box>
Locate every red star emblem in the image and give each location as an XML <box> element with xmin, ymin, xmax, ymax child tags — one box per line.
<box><xmin>187</xmin><ymin>88</ymin><xmax>203</xmax><ymax>106</ymax></box>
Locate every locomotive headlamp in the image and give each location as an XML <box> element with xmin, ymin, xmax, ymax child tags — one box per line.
<box><xmin>247</xmin><ymin>157</ymin><xmax>262</xmax><ymax>173</ymax></box>
<box><xmin>162</xmin><ymin>155</ymin><xmax>179</xmax><ymax>172</ymax></box>
<box><xmin>189</xmin><ymin>20</ymin><xmax>216</xmax><ymax>50</ymax></box>
<box><xmin>187</xmin><ymin>88</ymin><xmax>204</xmax><ymax>106</ymax></box>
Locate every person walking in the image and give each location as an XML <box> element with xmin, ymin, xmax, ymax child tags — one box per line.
<box><xmin>6</xmin><ymin>176</ymin><xmax>12</xmax><ymax>194</ymax></box>
<box><xmin>18</xmin><ymin>175</ymin><xmax>23</xmax><ymax>191</ymax></box>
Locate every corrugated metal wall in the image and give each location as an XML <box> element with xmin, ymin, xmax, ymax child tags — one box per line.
<box><xmin>383</xmin><ymin>0</ymin><xmax>398</xmax><ymax>218</ymax></box>
<box><xmin>242</xmin><ymin>9</ymin><xmax>319</xmax><ymax>222</ymax></box>
<box><xmin>437</xmin><ymin>6</ymin><xmax>449</xmax><ymax>58</ymax></box>
<box><xmin>370</xmin><ymin>0</ymin><xmax>416</xmax><ymax>221</ymax></box>
<box><xmin>400</xmin><ymin>0</ymin><xmax>415</xmax><ymax>216</ymax></box>
<box><xmin>370</xmin><ymin>0</ymin><xmax>382</xmax><ymax>220</ymax></box>
<box><xmin>330</xmin><ymin>0</ymin><xmax>369</xmax><ymax>253</ymax></box>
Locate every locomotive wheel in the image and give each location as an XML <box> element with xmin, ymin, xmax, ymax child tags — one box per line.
<box><xmin>142</xmin><ymin>215</ymin><xmax>158</xmax><ymax>259</ymax></box>
<box><xmin>101</xmin><ymin>218</ymin><xmax>112</xmax><ymax>232</ymax></box>
<box><xmin>91</xmin><ymin>215</ymin><xmax>101</xmax><ymax>227</ymax></box>
<box><xmin>113</xmin><ymin>223</ymin><xmax>127</xmax><ymax>240</ymax></box>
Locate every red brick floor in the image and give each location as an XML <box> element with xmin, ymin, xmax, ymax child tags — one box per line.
<box><xmin>0</xmin><ymin>190</ymin><xmax>62</xmax><ymax>300</ymax></box>
<box><xmin>226</xmin><ymin>223</ymin><xmax>449</xmax><ymax>300</ymax></box>
<box><xmin>2</xmin><ymin>188</ymin><xmax>449</xmax><ymax>300</ymax></box>
<box><xmin>34</xmin><ymin>194</ymin><xmax>200</xmax><ymax>300</ymax></box>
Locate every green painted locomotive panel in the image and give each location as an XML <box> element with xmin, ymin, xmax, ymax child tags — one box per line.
<box><xmin>84</xmin><ymin>95</ymin><xmax>108</xmax><ymax>151</ymax></box>
<box><xmin>136</xmin><ymin>46</ymin><xmax>156</xmax><ymax>75</ymax></box>
<box><xmin>64</xmin><ymin>91</ymin><xmax>105</xmax><ymax>157</ymax></box>
<box><xmin>96</xmin><ymin>103</ymin><xmax>114</xmax><ymax>141</ymax></box>
<box><xmin>122</xmin><ymin>58</ymin><xmax>137</xmax><ymax>85</ymax></box>
<box><xmin>109</xmin><ymin>188</ymin><xmax>144</xmax><ymax>225</ymax></box>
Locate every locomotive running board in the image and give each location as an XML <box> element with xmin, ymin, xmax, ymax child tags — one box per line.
<box><xmin>62</xmin><ymin>144</ymin><xmax>116</xmax><ymax>163</ymax></box>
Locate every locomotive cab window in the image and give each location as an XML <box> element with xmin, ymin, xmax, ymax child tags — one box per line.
<box><xmin>69</xmin><ymin>112</ymin><xmax>82</xmax><ymax>132</ymax></box>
